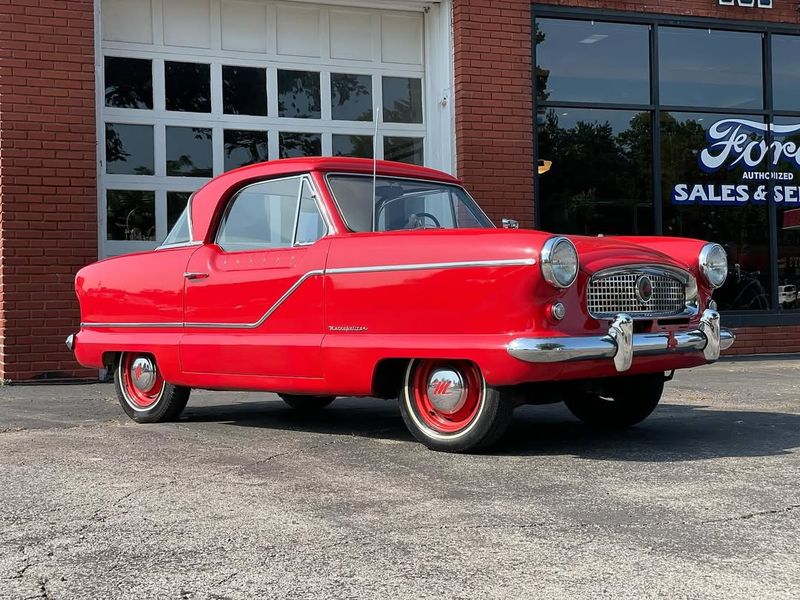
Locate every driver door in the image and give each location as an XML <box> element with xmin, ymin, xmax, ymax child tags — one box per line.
<box><xmin>179</xmin><ymin>176</ymin><xmax>329</xmax><ymax>378</ymax></box>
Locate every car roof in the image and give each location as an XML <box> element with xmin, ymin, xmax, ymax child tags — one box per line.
<box><xmin>188</xmin><ymin>157</ymin><xmax>463</xmax><ymax>242</ymax></box>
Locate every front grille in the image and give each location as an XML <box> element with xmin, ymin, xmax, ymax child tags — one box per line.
<box><xmin>587</xmin><ymin>269</ymin><xmax>687</xmax><ymax>319</ymax></box>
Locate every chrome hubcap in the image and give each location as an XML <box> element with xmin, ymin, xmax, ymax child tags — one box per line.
<box><xmin>427</xmin><ymin>368</ymin><xmax>466</xmax><ymax>414</ymax></box>
<box><xmin>130</xmin><ymin>357</ymin><xmax>157</xmax><ymax>392</ymax></box>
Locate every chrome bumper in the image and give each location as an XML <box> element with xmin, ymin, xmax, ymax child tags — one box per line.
<box><xmin>507</xmin><ymin>309</ymin><xmax>734</xmax><ymax>373</ymax></box>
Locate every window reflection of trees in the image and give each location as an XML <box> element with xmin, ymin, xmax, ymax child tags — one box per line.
<box><xmin>278</xmin><ymin>70</ymin><xmax>321</xmax><ymax>119</ymax></box>
<box><xmin>166</xmin><ymin>128</ymin><xmax>212</xmax><ymax>177</ymax></box>
<box><xmin>538</xmin><ymin>109</ymin><xmax>652</xmax><ymax>235</ymax></box>
<box><xmin>107</xmin><ymin>190</ymin><xmax>156</xmax><ymax>241</ymax></box>
<box><xmin>331</xmin><ymin>74</ymin><xmax>372</xmax><ymax>121</ymax></box>
<box><xmin>279</xmin><ymin>133</ymin><xmax>321</xmax><ymax>158</ymax></box>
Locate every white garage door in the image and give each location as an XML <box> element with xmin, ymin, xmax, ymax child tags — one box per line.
<box><xmin>98</xmin><ymin>0</ymin><xmax>449</xmax><ymax>257</ymax></box>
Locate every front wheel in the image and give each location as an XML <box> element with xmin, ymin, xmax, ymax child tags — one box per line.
<box><xmin>114</xmin><ymin>352</ymin><xmax>190</xmax><ymax>423</ymax></box>
<box><xmin>399</xmin><ymin>359</ymin><xmax>514</xmax><ymax>453</ymax></box>
<box><xmin>564</xmin><ymin>374</ymin><xmax>665</xmax><ymax>429</ymax></box>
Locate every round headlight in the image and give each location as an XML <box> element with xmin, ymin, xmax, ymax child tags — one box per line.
<box><xmin>699</xmin><ymin>243</ymin><xmax>728</xmax><ymax>288</ymax></box>
<box><xmin>541</xmin><ymin>237</ymin><xmax>579</xmax><ymax>288</ymax></box>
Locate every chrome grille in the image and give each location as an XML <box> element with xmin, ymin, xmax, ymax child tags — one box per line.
<box><xmin>587</xmin><ymin>269</ymin><xmax>686</xmax><ymax>319</ymax></box>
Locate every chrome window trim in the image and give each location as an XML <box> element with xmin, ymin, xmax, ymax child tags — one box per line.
<box><xmin>323</xmin><ymin>172</ymin><xmax>495</xmax><ymax>233</ymax></box>
<box><xmin>587</xmin><ymin>264</ymin><xmax>699</xmax><ymax>320</ymax></box>
<box><xmin>292</xmin><ymin>177</ymin><xmax>330</xmax><ymax>248</ymax></box>
<box><xmin>80</xmin><ymin>258</ymin><xmax>535</xmax><ymax>330</ymax></box>
<box><xmin>157</xmin><ymin>192</ymin><xmax>196</xmax><ymax>249</ymax></box>
<box><xmin>156</xmin><ymin>240</ymin><xmax>203</xmax><ymax>251</ymax></box>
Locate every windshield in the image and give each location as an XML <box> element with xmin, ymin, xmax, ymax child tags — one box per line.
<box><xmin>326</xmin><ymin>175</ymin><xmax>494</xmax><ymax>232</ymax></box>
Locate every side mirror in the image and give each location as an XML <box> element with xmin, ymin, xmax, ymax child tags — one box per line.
<box><xmin>502</xmin><ymin>218</ymin><xmax>519</xmax><ymax>229</ymax></box>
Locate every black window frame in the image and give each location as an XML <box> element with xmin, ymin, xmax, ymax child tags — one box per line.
<box><xmin>532</xmin><ymin>5</ymin><xmax>800</xmax><ymax>327</ymax></box>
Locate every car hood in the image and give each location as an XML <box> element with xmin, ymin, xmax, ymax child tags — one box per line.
<box><xmin>568</xmin><ymin>235</ymin><xmax>690</xmax><ymax>275</ymax></box>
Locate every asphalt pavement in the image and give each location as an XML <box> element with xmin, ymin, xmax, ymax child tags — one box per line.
<box><xmin>1</xmin><ymin>357</ymin><xmax>799</xmax><ymax>599</ymax></box>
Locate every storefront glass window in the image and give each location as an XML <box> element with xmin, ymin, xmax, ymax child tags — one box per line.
<box><xmin>384</xmin><ymin>137</ymin><xmax>424</xmax><ymax>165</ymax></box>
<box><xmin>772</xmin><ymin>35</ymin><xmax>800</xmax><ymax>112</ymax></box>
<box><xmin>535</xmin><ymin>19</ymin><xmax>650</xmax><ymax>104</ymax></box>
<box><xmin>659</xmin><ymin>27</ymin><xmax>763</xmax><ymax>109</ymax></box>
<box><xmin>661</xmin><ymin>112</ymin><xmax>771</xmax><ymax>310</ymax></box>
<box><xmin>772</xmin><ymin>116</ymin><xmax>800</xmax><ymax>311</ymax></box>
<box><xmin>538</xmin><ymin>108</ymin><xmax>653</xmax><ymax>235</ymax></box>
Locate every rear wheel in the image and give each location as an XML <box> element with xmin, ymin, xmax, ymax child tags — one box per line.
<box><xmin>279</xmin><ymin>394</ymin><xmax>335</xmax><ymax>412</ymax></box>
<box><xmin>399</xmin><ymin>359</ymin><xmax>514</xmax><ymax>453</ymax></box>
<box><xmin>564</xmin><ymin>374</ymin><xmax>664</xmax><ymax>429</ymax></box>
<box><xmin>114</xmin><ymin>352</ymin><xmax>190</xmax><ymax>423</ymax></box>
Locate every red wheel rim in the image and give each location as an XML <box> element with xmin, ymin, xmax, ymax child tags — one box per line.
<box><xmin>120</xmin><ymin>353</ymin><xmax>165</xmax><ymax>409</ymax></box>
<box><xmin>410</xmin><ymin>360</ymin><xmax>483</xmax><ymax>434</ymax></box>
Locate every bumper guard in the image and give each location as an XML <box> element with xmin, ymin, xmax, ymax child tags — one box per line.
<box><xmin>507</xmin><ymin>309</ymin><xmax>734</xmax><ymax>373</ymax></box>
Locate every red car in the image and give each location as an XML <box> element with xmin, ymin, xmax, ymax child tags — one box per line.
<box><xmin>69</xmin><ymin>158</ymin><xmax>734</xmax><ymax>452</ymax></box>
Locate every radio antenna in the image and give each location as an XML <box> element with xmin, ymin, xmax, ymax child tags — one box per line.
<box><xmin>372</xmin><ymin>103</ymin><xmax>379</xmax><ymax>231</ymax></box>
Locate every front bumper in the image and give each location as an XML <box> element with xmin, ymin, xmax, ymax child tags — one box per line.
<box><xmin>507</xmin><ymin>309</ymin><xmax>734</xmax><ymax>373</ymax></box>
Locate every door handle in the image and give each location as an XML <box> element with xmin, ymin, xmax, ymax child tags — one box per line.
<box><xmin>184</xmin><ymin>272</ymin><xmax>209</xmax><ymax>280</ymax></box>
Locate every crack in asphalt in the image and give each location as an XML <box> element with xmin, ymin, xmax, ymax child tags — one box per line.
<box><xmin>701</xmin><ymin>503</ymin><xmax>799</xmax><ymax>524</ymax></box>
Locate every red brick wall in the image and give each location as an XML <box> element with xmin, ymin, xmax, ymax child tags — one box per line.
<box><xmin>0</xmin><ymin>0</ymin><xmax>97</xmax><ymax>380</ymax></box>
<box><xmin>725</xmin><ymin>326</ymin><xmax>800</xmax><ymax>356</ymax></box>
<box><xmin>452</xmin><ymin>0</ymin><xmax>535</xmax><ymax>228</ymax></box>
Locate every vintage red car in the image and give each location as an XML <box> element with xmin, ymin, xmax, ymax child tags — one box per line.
<box><xmin>70</xmin><ymin>157</ymin><xmax>734</xmax><ymax>452</ymax></box>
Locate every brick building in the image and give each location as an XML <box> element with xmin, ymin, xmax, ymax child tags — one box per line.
<box><xmin>0</xmin><ymin>0</ymin><xmax>798</xmax><ymax>380</ymax></box>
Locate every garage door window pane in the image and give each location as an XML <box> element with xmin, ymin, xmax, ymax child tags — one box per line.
<box><xmin>384</xmin><ymin>137</ymin><xmax>423</xmax><ymax>165</ymax></box>
<box><xmin>217</xmin><ymin>178</ymin><xmax>301</xmax><ymax>252</ymax></box>
<box><xmin>223</xmin><ymin>65</ymin><xmax>267</xmax><ymax>116</ymax></box>
<box><xmin>105</xmin><ymin>123</ymin><xmax>154</xmax><ymax>175</ymax></box>
<box><xmin>383</xmin><ymin>77</ymin><xmax>423</xmax><ymax>124</ymax></box>
<box><xmin>107</xmin><ymin>190</ymin><xmax>155</xmax><ymax>241</ymax></box>
<box><xmin>165</xmin><ymin>61</ymin><xmax>211</xmax><ymax>113</ymax></box>
<box><xmin>166</xmin><ymin>127</ymin><xmax>213</xmax><ymax>177</ymax></box>
<box><xmin>167</xmin><ymin>191</ymin><xmax>191</xmax><ymax>232</ymax></box>
<box><xmin>772</xmin><ymin>35</ymin><xmax>800</xmax><ymax>111</ymax></box>
<box><xmin>279</xmin><ymin>132</ymin><xmax>321</xmax><ymax>158</ymax></box>
<box><xmin>331</xmin><ymin>73</ymin><xmax>373</xmax><ymax>121</ymax></box>
<box><xmin>659</xmin><ymin>28</ymin><xmax>763</xmax><ymax>109</ymax></box>
<box><xmin>224</xmin><ymin>130</ymin><xmax>269</xmax><ymax>171</ymax></box>
<box><xmin>278</xmin><ymin>70</ymin><xmax>321</xmax><ymax>119</ymax></box>
<box><xmin>333</xmin><ymin>134</ymin><xmax>373</xmax><ymax>158</ymax></box>
<box><xmin>535</xmin><ymin>19</ymin><xmax>650</xmax><ymax>104</ymax></box>
<box><xmin>105</xmin><ymin>56</ymin><xmax>152</xmax><ymax>109</ymax></box>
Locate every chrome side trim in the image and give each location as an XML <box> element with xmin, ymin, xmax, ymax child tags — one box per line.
<box><xmin>156</xmin><ymin>241</ymin><xmax>203</xmax><ymax>251</ymax></box>
<box><xmin>508</xmin><ymin>309</ymin><xmax>734</xmax><ymax>372</ymax></box>
<box><xmin>80</xmin><ymin>258</ymin><xmax>535</xmax><ymax>330</ymax></box>
<box><xmin>326</xmin><ymin>258</ymin><xmax>535</xmax><ymax>275</ymax></box>
<box><xmin>187</xmin><ymin>269</ymin><xmax>324</xmax><ymax>329</ymax></box>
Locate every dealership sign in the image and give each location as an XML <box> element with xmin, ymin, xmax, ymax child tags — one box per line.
<box><xmin>672</xmin><ymin>118</ymin><xmax>800</xmax><ymax>206</ymax></box>
<box><xmin>718</xmin><ymin>0</ymin><xmax>772</xmax><ymax>8</ymax></box>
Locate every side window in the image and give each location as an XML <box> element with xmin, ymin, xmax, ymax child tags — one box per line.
<box><xmin>217</xmin><ymin>177</ymin><xmax>301</xmax><ymax>252</ymax></box>
<box><xmin>295</xmin><ymin>179</ymin><xmax>327</xmax><ymax>245</ymax></box>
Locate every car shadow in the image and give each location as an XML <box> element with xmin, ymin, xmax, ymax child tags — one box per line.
<box><xmin>181</xmin><ymin>397</ymin><xmax>800</xmax><ymax>462</ymax></box>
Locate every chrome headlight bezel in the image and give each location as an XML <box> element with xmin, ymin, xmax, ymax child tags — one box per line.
<box><xmin>541</xmin><ymin>236</ymin><xmax>579</xmax><ymax>289</ymax></box>
<box><xmin>699</xmin><ymin>243</ymin><xmax>728</xmax><ymax>289</ymax></box>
